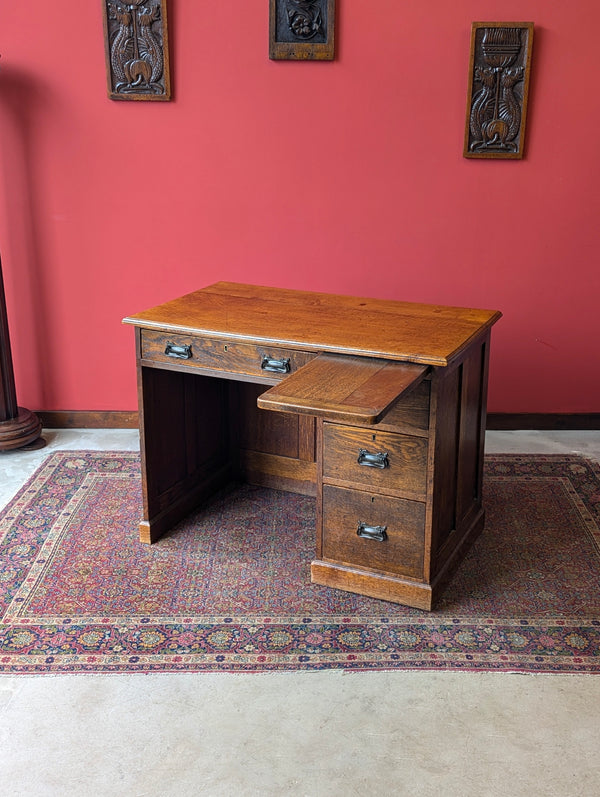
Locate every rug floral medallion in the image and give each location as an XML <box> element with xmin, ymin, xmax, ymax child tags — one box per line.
<box><xmin>0</xmin><ymin>451</ymin><xmax>599</xmax><ymax>674</ymax></box>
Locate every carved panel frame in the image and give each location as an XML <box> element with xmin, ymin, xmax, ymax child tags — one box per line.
<box><xmin>269</xmin><ymin>0</ymin><xmax>335</xmax><ymax>61</ymax></box>
<box><xmin>102</xmin><ymin>0</ymin><xmax>171</xmax><ymax>101</ymax></box>
<box><xmin>463</xmin><ymin>22</ymin><xmax>534</xmax><ymax>159</ymax></box>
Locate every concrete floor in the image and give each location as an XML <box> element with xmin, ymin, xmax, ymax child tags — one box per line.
<box><xmin>1</xmin><ymin>429</ymin><xmax>600</xmax><ymax>796</ymax></box>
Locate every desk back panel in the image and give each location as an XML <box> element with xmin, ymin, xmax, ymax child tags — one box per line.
<box><xmin>229</xmin><ymin>382</ymin><xmax>317</xmax><ymax>496</ymax></box>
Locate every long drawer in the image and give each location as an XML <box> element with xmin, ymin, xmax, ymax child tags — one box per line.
<box><xmin>322</xmin><ymin>423</ymin><xmax>428</xmax><ymax>500</ymax></box>
<box><xmin>322</xmin><ymin>485</ymin><xmax>425</xmax><ymax>580</ymax></box>
<box><xmin>140</xmin><ymin>330</ymin><xmax>315</xmax><ymax>379</ymax></box>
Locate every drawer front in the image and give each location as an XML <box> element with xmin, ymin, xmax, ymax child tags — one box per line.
<box><xmin>322</xmin><ymin>424</ymin><xmax>428</xmax><ymax>499</ymax></box>
<box><xmin>322</xmin><ymin>485</ymin><xmax>425</xmax><ymax>579</ymax></box>
<box><xmin>140</xmin><ymin>330</ymin><xmax>314</xmax><ymax>379</ymax></box>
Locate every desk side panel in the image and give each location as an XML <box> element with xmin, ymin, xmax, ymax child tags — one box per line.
<box><xmin>137</xmin><ymin>351</ymin><xmax>232</xmax><ymax>543</ymax></box>
<box><xmin>427</xmin><ymin>334</ymin><xmax>490</xmax><ymax>585</ymax></box>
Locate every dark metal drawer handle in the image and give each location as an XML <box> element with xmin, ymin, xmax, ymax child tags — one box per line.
<box><xmin>261</xmin><ymin>356</ymin><xmax>291</xmax><ymax>374</ymax></box>
<box><xmin>357</xmin><ymin>521</ymin><xmax>388</xmax><ymax>542</ymax></box>
<box><xmin>165</xmin><ymin>342</ymin><xmax>192</xmax><ymax>360</ymax></box>
<box><xmin>357</xmin><ymin>449</ymin><xmax>389</xmax><ymax>469</ymax></box>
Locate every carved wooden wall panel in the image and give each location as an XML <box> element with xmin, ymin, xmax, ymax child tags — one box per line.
<box><xmin>464</xmin><ymin>22</ymin><xmax>534</xmax><ymax>159</ymax></box>
<box><xmin>270</xmin><ymin>0</ymin><xmax>335</xmax><ymax>60</ymax></box>
<box><xmin>102</xmin><ymin>0</ymin><xmax>171</xmax><ymax>101</ymax></box>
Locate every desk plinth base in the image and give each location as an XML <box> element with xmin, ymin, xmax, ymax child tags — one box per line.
<box><xmin>311</xmin><ymin>561</ymin><xmax>434</xmax><ymax>610</ymax></box>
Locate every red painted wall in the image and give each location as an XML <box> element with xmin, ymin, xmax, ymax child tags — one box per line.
<box><xmin>1</xmin><ymin>2</ymin><xmax>598</xmax><ymax>414</ymax></box>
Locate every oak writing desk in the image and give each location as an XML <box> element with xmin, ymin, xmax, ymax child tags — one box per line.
<box><xmin>123</xmin><ymin>282</ymin><xmax>501</xmax><ymax>610</ymax></box>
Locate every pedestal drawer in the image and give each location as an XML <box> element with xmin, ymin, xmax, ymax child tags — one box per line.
<box><xmin>322</xmin><ymin>424</ymin><xmax>428</xmax><ymax>500</ymax></box>
<box><xmin>140</xmin><ymin>330</ymin><xmax>314</xmax><ymax>379</ymax></box>
<box><xmin>322</xmin><ymin>485</ymin><xmax>425</xmax><ymax>579</ymax></box>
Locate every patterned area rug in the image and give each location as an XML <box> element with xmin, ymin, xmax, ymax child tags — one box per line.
<box><xmin>0</xmin><ymin>452</ymin><xmax>599</xmax><ymax>674</ymax></box>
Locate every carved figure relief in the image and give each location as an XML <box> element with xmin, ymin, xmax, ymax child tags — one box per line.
<box><xmin>285</xmin><ymin>1</ymin><xmax>325</xmax><ymax>41</ymax></box>
<box><xmin>464</xmin><ymin>23</ymin><xmax>534</xmax><ymax>159</ymax></box>
<box><xmin>270</xmin><ymin>0</ymin><xmax>335</xmax><ymax>60</ymax></box>
<box><xmin>102</xmin><ymin>0</ymin><xmax>171</xmax><ymax>100</ymax></box>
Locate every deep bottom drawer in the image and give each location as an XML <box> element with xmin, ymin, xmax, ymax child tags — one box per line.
<box><xmin>321</xmin><ymin>485</ymin><xmax>425</xmax><ymax>580</ymax></box>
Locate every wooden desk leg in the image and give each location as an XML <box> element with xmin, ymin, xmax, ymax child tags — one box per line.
<box><xmin>137</xmin><ymin>365</ymin><xmax>232</xmax><ymax>543</ymax></box>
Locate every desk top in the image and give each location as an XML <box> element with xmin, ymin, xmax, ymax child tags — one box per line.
<box><xmin>123</xmin><ymin>282</ymin><xmax>501</xmax><ymax>367</ymax></box>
